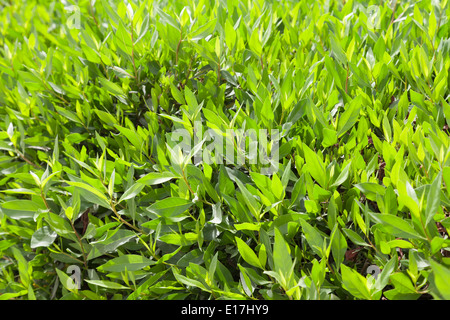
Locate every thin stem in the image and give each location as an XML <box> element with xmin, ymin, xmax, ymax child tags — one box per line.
<box><xmin>70</xmin><ymin>221</ymin><xmax>88</xmax><ymax>269</ymax></box>
<box><xmin>15</xmin><ymin>148</ymin><xmax>41</xmax><ymax>169</ymax></box>
<box><xmin>130</xmin><ymin>18</ymin><xmax>140</xmax><ymax>124</ymax></box>
<box><xmin>130</xmin><ymin>19</ymin><xmax>138</xmax><ymax>85</ymax></box>
<box><xmin>137</xmin><ymin>234</ymin><xmax>160</xmax><ymax>260</ymax></box>
<box><xmin>326</xmin><ymin>258</ymin><xmax>335</xmax><ymax>275</ymax></box>
<box><xmin>175</xmin><ymin>28</ymin><xmax>183</xmax><ymax>66</ymax></box>
<box><xmin>53</xmin><ymin>248</ymin><xmax>85</xmax><ymax>265</ymax></box>
<box><xmin>41</xmin><ymin>193</ymin><xmax>88</xmax><ymax>269</ymax></box>
<box><xmin>432</xmin><ymin>8</ymin><xmax>444</xmax><ymax>58</ymax></box>
<box><xmin>389</xmin><ymin>0</ymin><xmax>398</xmax><ymax>28</ymax></box>
<box><xmin>89</xmin><ymin>1</ymin><xmax>99</xmax><ymax>27</ymax></box>
<box><xmin>181</xmin><ymin>166</ymin><xmax>195</xmax><ymax>195</ymax></box>
<box><xmin>183</xmin><ymin>54</ymin><xmax>195</xmax><ymax>86</ymax></box>
<box><xmin>40</xmin><ymin>190</ymin><xmax>50</xmax><ymax>211</ymax></box>
<box><xmin>345</xmin><ymin>63</ymin><xmax>349</xmax><ymax>94</ymax></box>
<box><xmin>110</xmin><ymin>200</ymin><xmax>144</xmax><ymax>233</ymax></box>
<box><xmin>100</xmin><ymin>61</ymin><xmax>110</xmax><ymax>80</ymax></box>
<box><xmin>41</xmin><ymin>80</ymin><xmax>69</xmax><ymax>104</ymax></box>
<box><xmin>417</xmin><ymin>210</ymin><xmax>432</xmax><ymax>243</ymax></box>
<box><xmin>217</xmin><ymin>61</ymin><xmax>221</xmax><ymax>84</ymax></box>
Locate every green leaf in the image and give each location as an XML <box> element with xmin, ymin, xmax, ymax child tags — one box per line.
<box><xmin>330</xmin><ymin>35</ymin><xmax>348</xmax><ymax>66</ymax></box>
<box><xmin>44</xmin><ymin>212</ymin><xmax>77</xmax><ymax>242</ymax></box>
<box><xmin>101</xmin><ymin>0</ymin><xmax>122</xmax><ymax>27</ymax></box>
<box><xmin>384</xmin><ymin>185</ymin><xmax>398</xmax><ymax>215</ymax></box>
<box><xmin>189</xmin><ymin>19</ymin><xmax>217</xmax><ymax>41</ymax></box>
<box><xmin>224</xmin><ymin>19</ymin><xmax>236</xmax><ymax>50</ymax></box>
<box><xmin>12</xmin><ymin>247</ymin><xmax>30</xmax><ymax>288</ymax></box>
<box><xmin>118</xmin><ymin>182</ymin><xmax>145</xmax><ymax>203</ymax></box>
<box><xmin>342</xmin><ymin>228</ymin><xmax>369</xmax><ymax>247</ymax></box>
<box><xmin>173</xmin><ymin>270</ymin><xmax>209</xmax><ymax>292</ymax></box>
<box><xmin>95</xmin><ymin>109</ymin><xmax>119</xmax><ymax>127</ymax></box>
<box><xmin>136</xmin><ymin>171</ymin><xmax>177</xmax><ymax>185</ymax></box>
<box><xmin>0</xmin><ymin>291</ymin><xmax>28</xmax><ymax>300</ymax></box>
<box><xmin>330</xmin><ymin>161</ymin><xmax>351</xmax><ymax>188</ymax></box>
<box><xmin>155</xmin><ymin>6</ymin><xmax>180</xmax><ymax>30</ymax></box>
<box><xmin>114</xmin><ymin>125</ymin><xmax>144</xmax><ymax>151</ymax></box>
<box><xmin>87</xmin><ymin>229</ymin><xmax>136</xmax><ymax>260</ymax></box>
<box><xmin>235</xmin><ymin>237</ymin><xmax>263</xmax><ymax>269</ymax></box>
<box><xmin>249</xmin><ymin>29</ymin><xmax>262</xmax><ymax>56</ymax></box>
<box><xmin>259</xmin><ymin>244</ymin><xmax>267</xmax><ymax>269</ymax></box>
<box><xmin>375</xmin><ymin>256</ymin><xmax>397</xmax><ymax>291</ymax></box>
<box><xmin>337</xmin><ymin>96</ymin><xmax>361</xmax><ymax>137</ymax></box>
<box><xmin>273</xmin><ymin>227</ymin><xmax>293</xmax><ymax>277</ymax></box>
<box><xmin>355</xmin><ymin>183</ymin><xmax>386</xmax><ymax>201</ymax></box>
<box><xmin>98</xmin><ymin>77</ymin><xmax>125</xmax><ymax>96</ymax></box>
<box><xmin>330</xmin><ymin>226</ymin><xmax>347</xmax><ymax>271</ymax></box>
<box><xmin>340</xmin><ymin>264</ymin><xmax>371</xmax><ymax>300</ymax></box>
<box><xmin>387</xmin><ymin>239</ymin><xmax>414</xmax><ymax>249</ymax></box>
<box><xmin>184</xmin><ymin>86</ymin><xmax>199</xmax><ymax>113</ymax></box>
<box><xmin>369</xmin><ymin>212</ymin><xmax>426</xmax><ymax>240</ymax></box>
<box><xmin>170</xmin><ymin>82</ymin><xmax>186</xmax><ymax>105</ymax></box>
<box><xmin>430</xmin><ymin>259</ymin><xmax>450</xmax><ymax>299</ymax></box>
<box><xmin>30</xmin><ymin>226</ymin><xmax>57</xmax><ymax>248</ymax></box>
<box><xmin>0</xmin><ymin>200</ymin><xmax>46</xmax><ymax>220</ymax></box>
<box><xmin>97</xmin><ymin>255</ymin><xmax>155</xmax><ymax>273</ymax></box>
<box><xmin>425</xmin><ymin>172</ymin><xmax>442</xmax><ymax>227</ymax></box>
<box><xmin>159</xmin><ymin>232</ymin><xmax>198</xmax><ymax>246</ymax></box>
<box><xmin>67</xmin><ymin>181</ymin><xmax>111</xmax><ymax>209</ymax></box>
<box><xmin>324</xmin><ymin>55</ymin><xmax>343</xmax><ymax>90</ymax></box>
<box><xmin>389</xmin><ymin>272</ymin><xmax>417</xmax><ymax>294</ymax></box>
<box><xmin>302</xmin><ymin>143</ymin><xmax>326</xmax><ymax>188</ymax></box>
<box><xmin>235</xmin><ymin>178</ymin><xmax>261</xmax><ymax>220</ymax></box>
<box><xmin>373</xmin><ymin>36</ymin><xmax>386</xmax><ymax>61</ymax></box>
<box><xmin>209</xmin><ymin>202</ymin><xmax>222</xmax><ymax>224</ymax></box>
<box><xmin>56</xmin><ymin>268</ymin><xmax>78</xmax><ymax>292</ymax></box>
<box><xmin>85</xmin><ymin>279</ymin><xmax>130</xmax><ymax>290</ymax></box>
<box><xmin>322</xmin><ymin>128</ymin><xmax>338</xmax><ymax>148</ymax></box>
<box><xmin>239</xmin><ymin>264</ymin><xmax>254</xmax><ymax>297</ymax></box>
<box><xmin>146</xmin><ymin>197</ymin><xmax>193</xmax><ymax>219</ymax></box>
<box><xmin>234</xmin><ymin>223</ymin><xmax>261</xmax><ymax>231</ymax></box>
<box><xmin>383</xmin><ymin>289</ymin><xmax>421</xmax><ymax>300</ymax></box>
<box><xmin>300</xmin><ymin>219</ymin><xmax>325</xmax><ymax>257</ymax></box>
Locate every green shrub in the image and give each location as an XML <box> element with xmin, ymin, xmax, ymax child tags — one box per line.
<box><xmin>0</xmin><ymin>0</ymin><xmax>449</xmax><ymax>300</ymax></box>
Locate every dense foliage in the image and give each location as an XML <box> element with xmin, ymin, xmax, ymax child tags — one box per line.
<box><xmin>1</xmin><ymin>0</ymin><xmax>450</xmax><ymax>300</ymax></box>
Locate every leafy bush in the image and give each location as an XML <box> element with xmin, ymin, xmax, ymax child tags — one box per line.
<box><xmin>0</xmin><ymin>0</ymin><xmax>450</xmax><ymax>300</ymax></box>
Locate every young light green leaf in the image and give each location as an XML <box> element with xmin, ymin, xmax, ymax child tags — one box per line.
<box><xmin>273</xmin><ymin>227</ymin><xmax>293</xmax><ymax>277</ymax></box>
<box><xmin>302</xmin><ymin>143</ymin><xmax>326</xmax><ymax>188</ymax></box>
<box><xmin>340</xmin><ymin>264</ymin><xmax>371</xmax><ymax>300</ymax></box>
<box><xmin>235</xmin><ymin>237</ymin><xmax>263</xmax><ymax>270</ymax></box>
<box><xmin>330</xmin><ymin>225</ymin><xmax>347</xmax><ymax>270</ymax></box>
<box><xmin>425</xmin><ymin>172</ymin><xmax>442</xmax><ymax>227</ymax></box>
